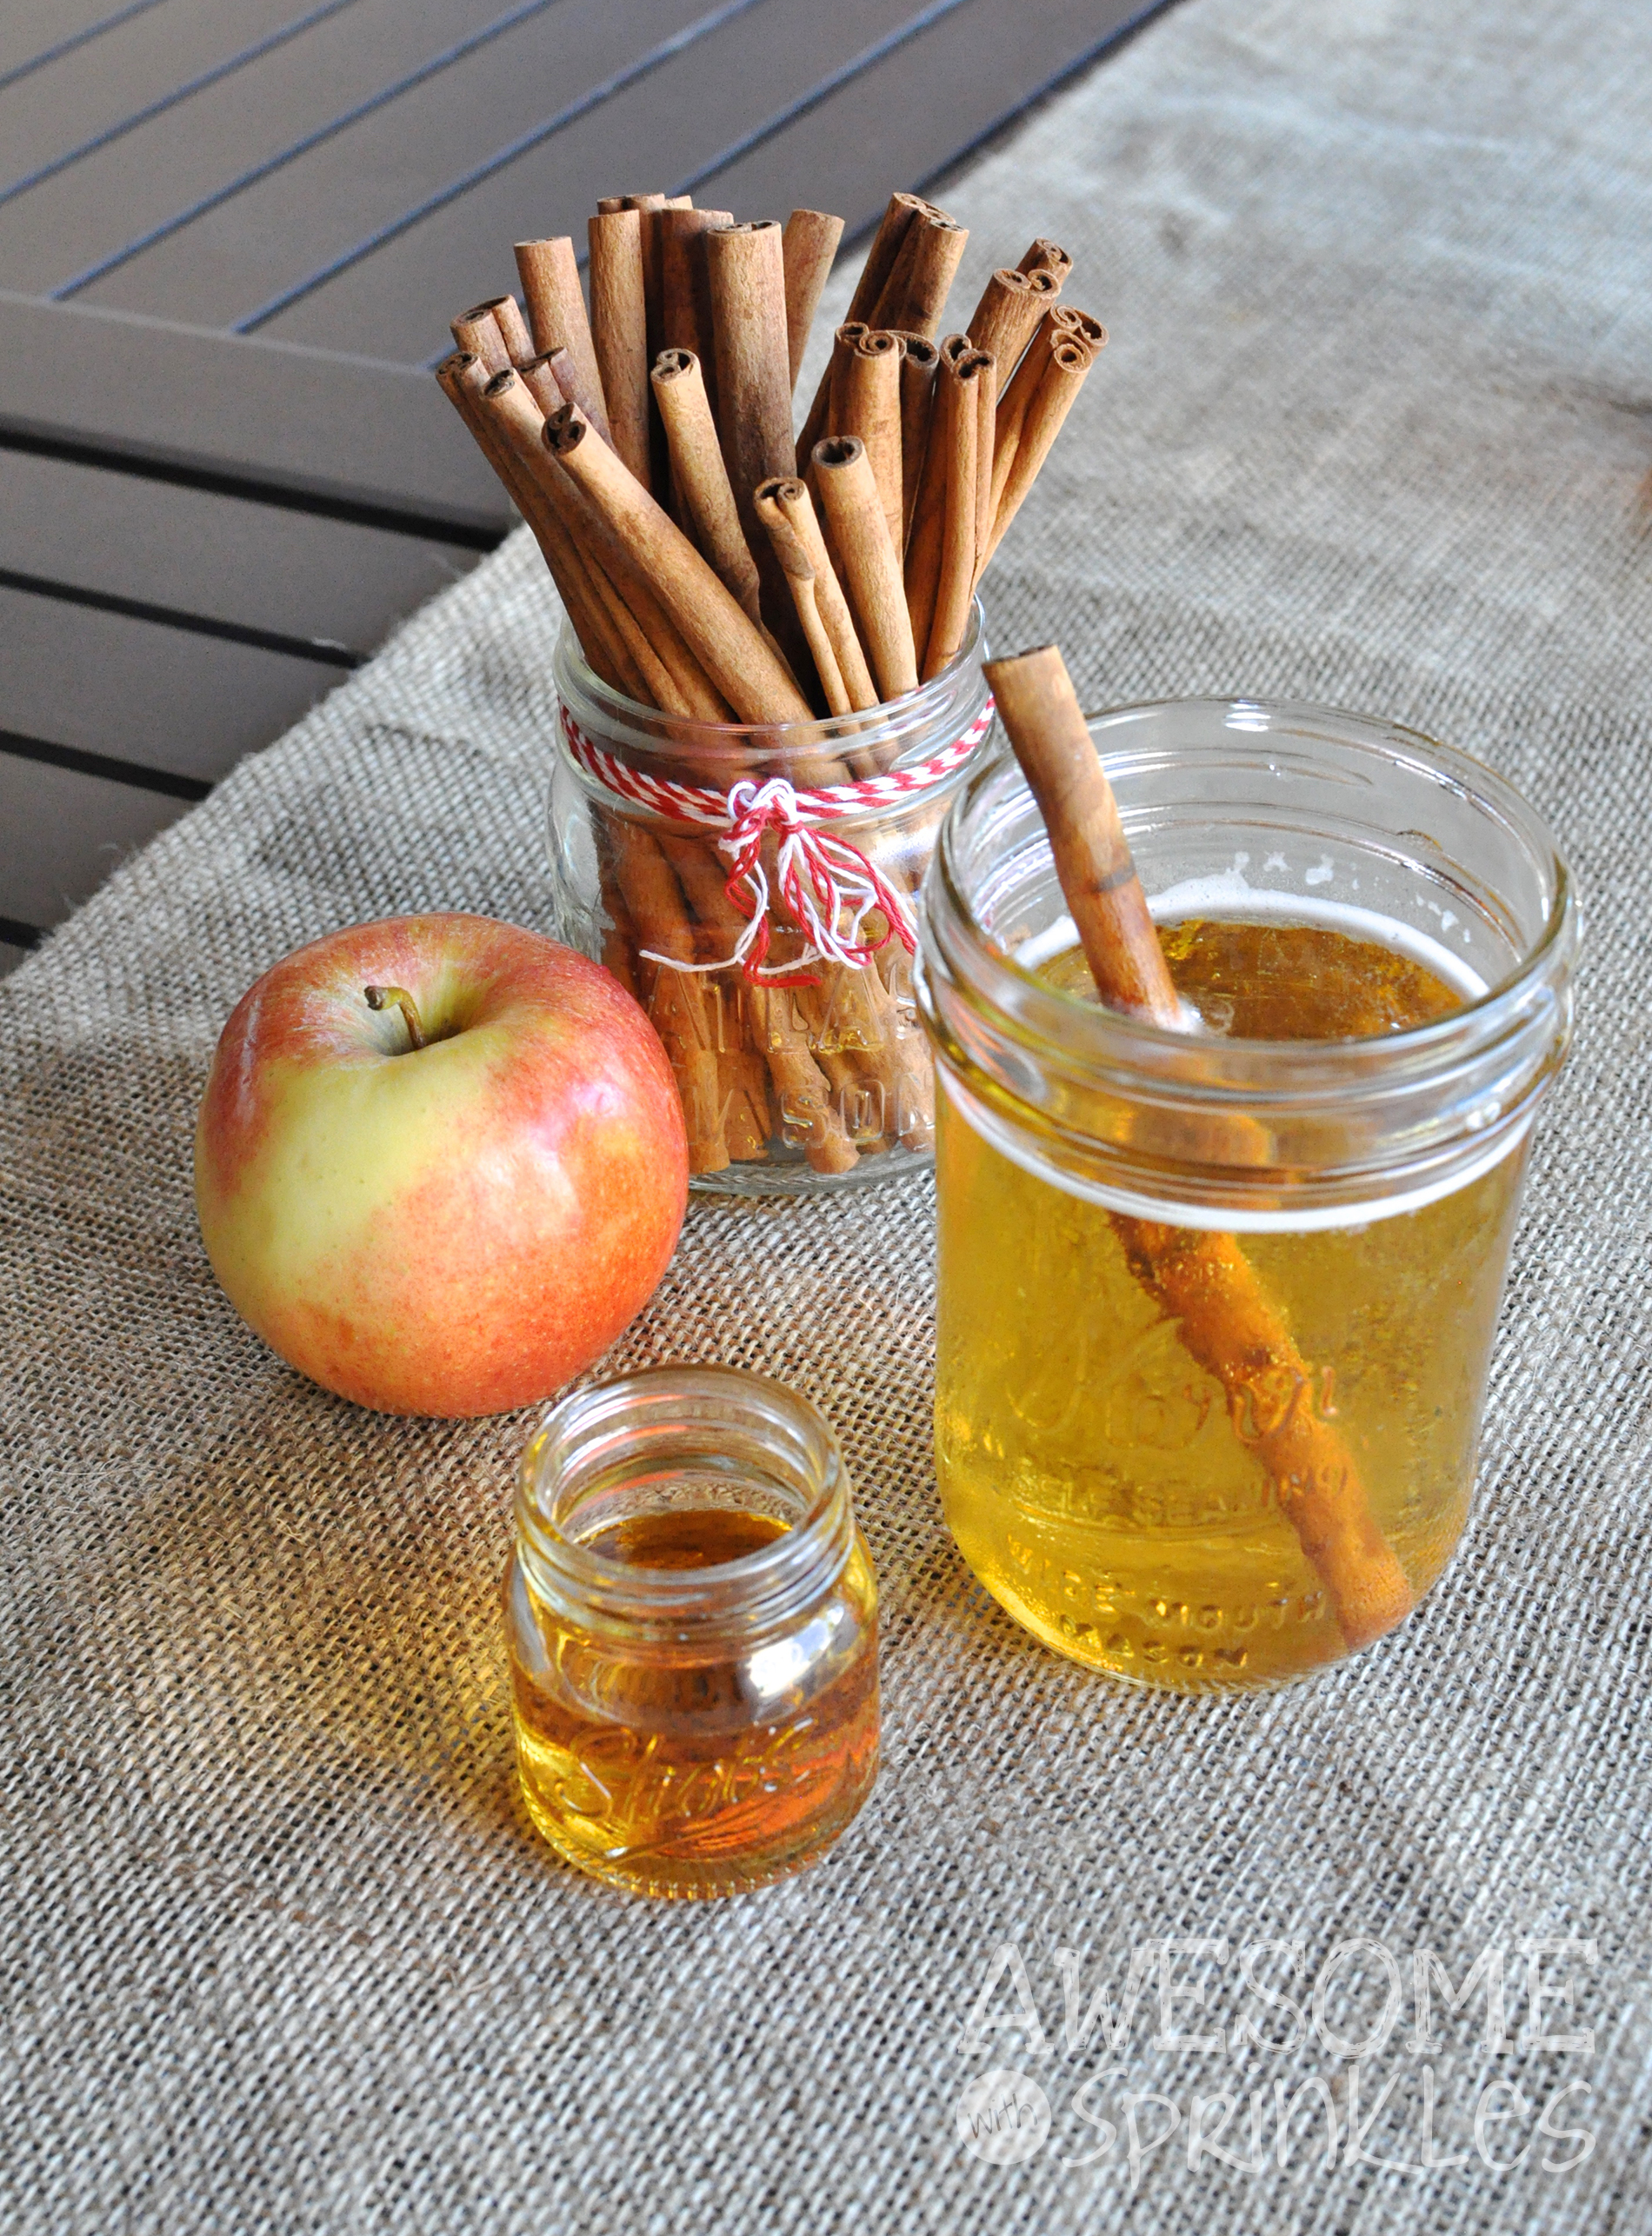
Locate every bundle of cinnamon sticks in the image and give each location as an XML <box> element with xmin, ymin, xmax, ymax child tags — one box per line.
<box><xmin>436</xmin><ymin>188</ymin><xmax>1103</xmax><ymax>1178</ymax></box>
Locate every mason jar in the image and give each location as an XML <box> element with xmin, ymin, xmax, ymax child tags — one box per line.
<box><xmin>547</xmin><ymin>605</ymin><xmax>990</xmax><ymax>1193</ymax></box>
<box><xmin>917</xmin><ymin>696</ymin><xmax>1578</xmax><ymax>1692</ymax></box>
<box><xmin>504</xmin><ymin>1364</ymin><xmax>880</xmax><ymax>1898</ymax></box>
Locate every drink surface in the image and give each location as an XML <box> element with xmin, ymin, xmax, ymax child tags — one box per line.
<box><xmin>936</xmin><ymin>918</ymin><xmax>1527</xmax><ymax>1689</ymax></box>
<box><xmin>508</xmin><ymin>1503</ymin><xmax>879</xmax><ymax>1895</ymax></box>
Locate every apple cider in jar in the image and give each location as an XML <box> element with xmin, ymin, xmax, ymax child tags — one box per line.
<box><xmin>917</xmin><ymin>696</ymin><xmax>1578</xmax><ymax>1691</ymax></box>
<box><xmin>936</xmin><ymin>916</ymin><xmax>1526</xmax><ymax>1689</ymax></box>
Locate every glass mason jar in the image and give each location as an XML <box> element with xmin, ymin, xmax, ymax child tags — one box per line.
<box><xmin>504</xmin><ymin>1364</ymin><xmax>879</xmax><ymax>1898</ymax></box>
<box><xmin>547</xmin><ymin>605</ymin><xmax>990</xmax><ymax>1195</ymax></box>
<box><xmin>917</xmin><ymin>696</ymin><xmax>1578</xmax><ymax>1693</ymax></box>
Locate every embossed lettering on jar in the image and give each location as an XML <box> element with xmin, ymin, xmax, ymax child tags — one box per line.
<box><xmin>917</xmin><ymin>698</ymin><xmax>1578</xmax><ymax>1691</ymax></box>
<box><xmin>505</xmin><ymin>1366</ymin><xmax>879</xmax><ymax>1896</ymax></box>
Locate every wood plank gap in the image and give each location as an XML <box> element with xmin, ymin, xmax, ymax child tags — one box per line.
<box><xmin>0</xmin><ymin>427</ymin><xmax>508</xmax><ymax>550</ymax></box>
<box><xmin>230</xmin><ymin>0</ymin><xmax>772</xmax><ymax>333</ymax></box>
<box><xmin>0</xmin><ymin>728</ymin><xmax>212</xmax><ymax>803</ymax></box>
<box><xmin>0</xmin><ymin>0</ymin><xmax>172</xmax><ymax>98</ymax></box>
<box><xmin>0</xmin><ymin>912</ymin><xmax>45</xmax><ymax>950</ymax></box>
<box><xmin>0</xmin><ymin>565</ymin><xmax>365</xmax><ymax>666</ymax></box>
<box><xmin>0</xmin><ymin>0</ymin><xmax>368</xmax><ymax>213</ymax></box>
<box><xmin>50</xmin><ymin>0</ymin><xmax>573</xmax><ymax>302</ymax></box>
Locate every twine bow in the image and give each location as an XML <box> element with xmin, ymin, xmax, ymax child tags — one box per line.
<box><xmin>560</xmin><ymin>702</ymin><xmax>994</xmax><ymax>987</ymax></box>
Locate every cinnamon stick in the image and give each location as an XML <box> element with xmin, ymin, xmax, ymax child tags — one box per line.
<box><xmin>659</xmin><ymin>206</ymin><xmax>733</xmax><ymax>416</ymax></box>
<box><xmin>603</xmin><ymin>817</ymin><xmax>729</xmax><ymax>1174</ymax></box>
<box><xmin>965</xmin><ymin>268</ymin><xmax>1048</xmax><ymax>383</ymax></box>
<box><xmin>982</xmin><ymin>334</ymin><xmax>1096</xmax><ymax>571</ymax></box>
<box><xmin>871</xmin><ymin>210</ymin><xmax>968</xmax><ymax>338</ymax></box>
<box><xmin>652</xmin><ymin>349</ymin><xmax>763</xmax><ymax>623</ymax></box>
<box><xmin>449</xmin><ymin>301</ymin><xmax>514</xmax><ymax>374</ymax></box>
<box><xmin>545</xmin><ymin>403</ymin><xmax>811</xmax><ymax>723</ymax></box>
<box><xmin>984</xmin><ymin>644</ymin><xmax>1417</xmax><ymax>1651</ymax></box>
<box><xmin>841</xmin><ymin>330</ymin><xmax>905</xmax><ymax>558</ymax></box>
<box><xmin>1016</xmin><ymin>237</ymin><xmax>1072</xmax><ymax>281</ymax></box>
<box><xmin>755</xmin><ymin>477</ymin><xmax>878</xmax><ymax>715</ymax></box>
<box><xmin>781</xmin><ymin>208</ymin><xmax>844</xmax><ymax>390</ymax></box>
<box><xmin>517</xmin><ymin>350</ymin><xmax>567</xmax><ymax>417</ymax></box>
<box><xmin>812</xmin><ymin>436</ymin><xmax>919</xmax><ymax>702</ymax></box>
<box><xmin>705</xmin><ymin>219</ymin><xmax>809</xmax><ymax>669</ymax></box>
<box><xmin>920</xmin><ymin>346</ymin><xmax>992</xmax><ymax>679</ymax></box>
<box><xmin>795</xmin><ymin>192</ymin><xmax>928</xmax><ymax>470</ymax></box>
<box><xmin>588</xmin><ymin>208</ymin><xmax>653</xmax><ymax>490</ymax></box>
<box><xmin>894</xmin><ymin>332</ymin><xmax>939</xmax><ymax>544</ymax></box>
<box><xmin>513</xmin><ymin>237</ymin><xmax>610</xmax><ymax>438</ymax></box>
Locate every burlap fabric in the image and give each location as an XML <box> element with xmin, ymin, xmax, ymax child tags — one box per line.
<box><xmin>4</xmin><ymin>0</ymin><xmax>1650</xmax><ymax>2225</ymax></box>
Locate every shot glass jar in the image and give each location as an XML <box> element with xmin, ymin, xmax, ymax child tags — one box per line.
<box><xmin>504</xmin><ymin>1364</ymin><xmax>879</xmax><ymax>1898</ymax></box>
<box><xmin>917</xmin><ymin>696</ymin><xmax>1578</xmax><ymax>1692</ymax></box>
<box><xmin>547</xmin><ymin>606</ymin><xmax>991</xmax><ymax>1194</ymax></box>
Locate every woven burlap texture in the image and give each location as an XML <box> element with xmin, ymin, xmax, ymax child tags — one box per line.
<box><xmin>3</xmin><ymin>0</ymin><xmax>1650</xmax><ymax>2226</ymax></box>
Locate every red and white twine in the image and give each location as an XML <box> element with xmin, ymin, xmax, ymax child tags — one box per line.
<box><xmin>560</xmin><ymin>700</ymin><xmax>995</xmax><ymax>984</ymax></box>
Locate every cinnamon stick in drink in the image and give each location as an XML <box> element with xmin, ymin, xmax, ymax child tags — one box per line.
<box><xmin>545</xmin><ymin>403</ymin><xmax>810</xmax><ymax>722</ymax></box>
<box><xmin>812</xmin><ymin>436</ymin><xmax>919</xmax><ymax>702</ymax></box>
<box><xmin>841</xmin><ymin>331</ymin><xmax>905</xmax><ymax>558</ymax></box>
<box><xmin>514</xmin><ymin>237</ymin><xmax>610</xmax><ymax>438</ymax></box>
<box><xmin>588</xmin><ymin>208</ymin><xmax>653</xmax><ymax>490</ymax></box>
<box><xmin>652</xmin><ymin>349</ymin><xmax>763</xmax><ymax>623</ymax></box>
<box><xmin>781</xmin><ymin>208</ymin><xmax>844</xmax><ymax>390</ymax></box>
<box><xmin>984</xmin><ymin>644</ymin><xmax>1416</xmax><ymax>1651</ymax></box>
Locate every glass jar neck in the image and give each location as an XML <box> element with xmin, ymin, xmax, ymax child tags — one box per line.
<box><xmin>918</xmin><ymin>699</ymin><xmax>1579</xmax><ymax>1228</ymax></box>
<box><xmin>516</xmin><ymin>1367</ymin><xmax>854</xmax><ymax>1646</ymax></box>
<box><xmin>551</xmin><ymin>601</ymin><xmax>989</xmax><ymax>792</ymax></box>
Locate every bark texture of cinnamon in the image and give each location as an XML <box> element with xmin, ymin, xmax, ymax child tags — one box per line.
<box><xmin>513</xmin><ymin>239</ymin><xmax>610</xmax><ymax>436</ymax></box>
<box><xmin>651</xmin><ymin>349</ymin><xmax>763</xmax><ymax>623</ymax></box>
<box><xmin>812</xmin><ymin>436</ymin><xmax>919</xmax><ymax>703</ymax></box>
<box><xmin>658</xmin><ymin>207</ymin><xmax>733</xmax><ymax>414</ymax></box>
<box><xmin>780</xmin><ymin>208</ymin><xmax>844</xmax><ymax>390</ymax></box>
<box><xmin>588</xmin><ymin>208</ymin><xmax>653</xmax><ymax>490</ymax></box>
<box><xmin>984</xmin><ymin>643</ymin><xmax>1416</xmax><ymax>1652</ymax></box>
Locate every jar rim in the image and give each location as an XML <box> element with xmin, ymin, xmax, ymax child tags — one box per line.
<box><xmin>516</xmin><ymin>1363</ymin><xmax>853</xmax><ymax>1634</ymax></box>
<box><xmin>552</xmin><ymin>598</ymin><xmax>988</xmax><ymax>765</ymax></box>
<box><xmin>930</xmin><ymin>693</ymin><xmax>1576</xmax><ymax>1081</ymax></box>
<box><xmin>918</xmin><ymin>693</ymin><xmax>1581</xmax><ymax>1221</ymax></box>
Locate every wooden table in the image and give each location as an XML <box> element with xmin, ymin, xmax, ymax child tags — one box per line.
<box><xmin>0</xmin><ymin>0</ymin><xmax>1165</xmax><ymax>972</ymax></box>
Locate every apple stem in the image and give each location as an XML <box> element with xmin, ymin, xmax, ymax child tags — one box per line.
<box><xmin>363</xmin><ymin>984</ymin><xmax>427</xmax><ymax>1051</ymax></box>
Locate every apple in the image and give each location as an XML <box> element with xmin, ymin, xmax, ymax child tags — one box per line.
<box><xmin>195</xmin><ymin>913</ymin><xmax>688</xmax><ymax>1416</ymax></box>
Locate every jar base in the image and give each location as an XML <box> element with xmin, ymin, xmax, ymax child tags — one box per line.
<box><xmin>515</xmin><ymin>1754</ymin><xmax>878</xmax><ymax>1899</ymax></box>
<box><xmin>690</xmin><ymin>1148</ymin><xmax>932</xmax><ymax>1198</ymax></box>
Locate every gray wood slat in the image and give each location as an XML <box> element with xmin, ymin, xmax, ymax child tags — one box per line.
<box><xmin>256</xmin><ymin>0</ymin><xmax>1142</xmax><ymax>363</ymax></box>
<box><xmin>63</xmin><ymin>0</ymin><xmax>722</xmax><ymax>336</ymax></box>
<box><xmin>0</xmin><ymin>451</ymin><xmax>480</xmax><ymax>654</ymax></box>
<box><xmin>0</xmin><ymin>0</ymin><xmax>329</xmax><ymax>190</ymax></box>
<box><xmin>1</xmin><ymin>586</ymin><xmax>345</xmax><ymax>785</ymax></box>
<box><xmin>701</xmin><ymin>0</ymin><xmax>1165</xmax><ymax>238</ymax></box>
<box><xmin>0</xmin><ymin>0</ymin><xmax>512</xmax><ymax>300</ymax></box>
<box><xmin>0</xmin><ymin>752</ymin><xmax>190</xmax><ymax>932</ymax></box>
<box><xmin>0</xmin><ymin>291</ymin><xmax>509</xmax><ymax>533</ymax></box>
<box><xmin>0</xmin><ymin>0</ymin><xmax>168</xmax><ymax>81</ymax></box>
<box><xmin>253</xmin><ymin>0</ymin><xmax>953</xmax><ymax>361</ymax></box>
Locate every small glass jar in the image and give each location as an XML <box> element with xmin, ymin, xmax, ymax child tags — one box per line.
<box><xmin>917</xmin><ymin>696</ymin><xmax>1578</xmax><ymax>1692</ymax></box>
<box><xmin>504</xmin><ymin>1364</ymin><xmax>879</xmax><ymax>1898</ymax></box>
<box><xmin>546</xmin><ymin>605</ymin><xmax>990</xmax><ymax>1195</ymax></box>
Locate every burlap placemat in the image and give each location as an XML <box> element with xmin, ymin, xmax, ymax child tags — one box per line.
<box><xmin>4</xmin><ymin>0</ymin><xmax>1650</xmax><ymax>2226</ymax></box>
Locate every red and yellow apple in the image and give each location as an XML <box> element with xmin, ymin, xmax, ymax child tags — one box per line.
<box><xmin>194</xmin><ymin>913</ymin><xmax>688</xmax><ymax>1415</ymax></box>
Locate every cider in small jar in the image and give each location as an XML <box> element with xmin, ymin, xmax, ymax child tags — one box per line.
<box><xmin>506</xmin><ymin>1368</ymin><xmax>879</xmax><ymax>1897</ymax></box>
<box><xmin>935</xmin><ymin>916</ymin><xmax>1532</xmax><ymax>1690</ymax></box>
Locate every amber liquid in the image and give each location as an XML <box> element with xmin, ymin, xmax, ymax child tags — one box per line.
<box><xmin>508</xmin><ymin>1507</ymin><xmax>879</xmax><ymax>1898</ymax></box>
<box><xmin>936</xmin><ymin>920</ymin><xmax>1528</xmax><ymax>1690</ymax></box>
